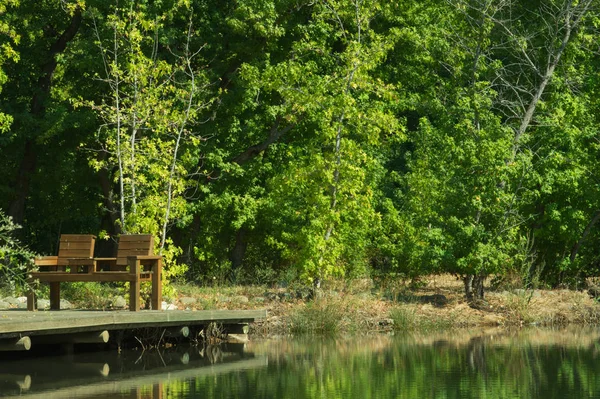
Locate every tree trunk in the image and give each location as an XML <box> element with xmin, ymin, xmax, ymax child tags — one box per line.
<box><xmin>510</xmin><ymin>0</ymin><xmax>592</xmax><ymax>160</ymax></box>
<box><xmin>570</xmin><ymin>210</ymin><xmax>600</xmax><ymax>263</ymax></box>
<box><xmin>229</xmin><ymin>227</ymin><xmax>248</xmax><ymax>272</ymax></box>
<box><xmin>467</xmin><ymin>336</ymin><xmax>488</xmax><ymax>375</ymax></box>
<box><xmin>464</xmin><ymin>274</ymin><xmax>485</xmax><ymax>302</ymax></box>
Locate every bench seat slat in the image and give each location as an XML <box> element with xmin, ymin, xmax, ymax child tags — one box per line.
<box><xmin>59</xmin><ymin>234</ymin><xmax>97</xmax><ymax>242</ymax></box>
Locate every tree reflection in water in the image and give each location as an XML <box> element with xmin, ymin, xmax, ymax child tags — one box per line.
<box><xmin>2</xmin><ymin>329</ymin><xmax>600</xmax><ymax>398</ymax></box>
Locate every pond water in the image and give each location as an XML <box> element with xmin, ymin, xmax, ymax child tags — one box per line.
<box><xmin>1</xmin><ymin>328</ymin><xmax>600</xmax><ymax>398</ymax></box>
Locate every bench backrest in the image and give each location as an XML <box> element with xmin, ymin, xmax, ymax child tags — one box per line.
<box><xmin>115</xmin><ymin>234</ymin><xmax>154</xmax><ymax>266</ymax></box>
<box><xmin>57</xmin><ymin>234</ymin><xmax>96</xmax><ymax>264</ymax></box>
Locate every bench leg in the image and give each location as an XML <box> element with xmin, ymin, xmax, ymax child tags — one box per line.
<box><xmin>129</xmin><ymin>257</ymin><xmax>141</xmax><ymax>311</ymax></box>
<box><xmin>151</xmin><ymin>259</ymin><xmax>162</xmax><ymax>310</ymax></box>
<box><xmin>50</xmin><ymin>282</ymin><xmax>61</xmax><ymax>310</ymax></box>
<box><xmin>26</xmin><ymin>279</ymin><xmax>37</xmax><ymax>311</ymax></box>
<box><xmin>129</xmin><ymin>280</ymin><xmax>140</xmax><ymax>311</ymax></box>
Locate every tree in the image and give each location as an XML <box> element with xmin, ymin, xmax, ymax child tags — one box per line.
<box><xmin>86</xmin><ymin>1</ymin><xmax>215</xmax><ymax>282</ymax></box>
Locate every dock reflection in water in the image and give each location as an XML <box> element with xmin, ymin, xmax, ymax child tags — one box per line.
<box><xmin>0</xmin><ymin>343</ymin><xmax>266</xmax><ymax>398</ymax></box>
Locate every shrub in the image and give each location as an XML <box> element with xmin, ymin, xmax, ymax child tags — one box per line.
<box><xmin>290</xmin><ymin>299</ymin><xmax>342</xmax><ymax>335</ymax></box>
<box><xmin>0</xmin><ymin>211</ymin><xmax>35</xmax><ymax>295</ymax></box>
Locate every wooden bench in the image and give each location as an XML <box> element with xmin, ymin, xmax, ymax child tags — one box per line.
<box><xmin>28</xmin><ymin>234</ymin><xmax>162</xmax><ymax>312</ymax></box>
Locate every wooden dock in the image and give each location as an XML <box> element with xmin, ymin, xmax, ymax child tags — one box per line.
<box><xmin>0</xmin><ymin>309</ymin><xmax>266</xmax><ymax>351</ymax></box>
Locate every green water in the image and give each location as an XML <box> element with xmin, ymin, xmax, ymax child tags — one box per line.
<box><xmin>2</xmin><ymin>328</ymin><xmax>600</xmax><ymax>398</ymax></box>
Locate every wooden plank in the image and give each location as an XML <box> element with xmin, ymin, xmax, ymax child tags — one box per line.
<box><xmin>117</xmin><ymin>241</ymin><xmax>153</xmax><ymax>250</ymax></box>
<box><xmin>30</xmin><ymin>273</ymin><xmax>137</xmax><ymax>282</ymax></box>
<box><xmin>119</xmin><ymin>234</ymin><xmax>153</xmax><ymax>242</ymax></box>
<box><xmin>134</xmin><ymin>255</ymin><xmax>162</xmax><ymax>261</ymax></box>
<box><xmin>57</xmin><ymin>242</ymin><xmax>95</xmax><ymax>250</ymax></box>
<box><xmin>34</xmin><ymin>256</ymin><xmax>58</xmax><ymax>266</ymax></box>
<box><xmin>0</xmin><ymin>310</ymin><xmax>267</xmax><ymax>337</ymax></box>
<box><xmin>117</xmin><ymin>254</ymin><xmax>149</xmax><ymax>264</ymax></box>
<box><xmin>59</xmin><ymin>234</ymin><xmax>96</xmax><ymax>242</ymax></box>
<box><xmin>118</xmin><ymin>249</ymin><xmax>153</xmax><ymax>257</ymax></box>
<box><xmin>57</xmin><ymin>249</ymin><xmax>95</xmax><ymax>258</ymax></box>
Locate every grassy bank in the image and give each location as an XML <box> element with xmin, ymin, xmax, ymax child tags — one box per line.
<box><xmin>12</xmin><ymin>274</ymin><xmax>600</xmax><ymax>335</ymax></box>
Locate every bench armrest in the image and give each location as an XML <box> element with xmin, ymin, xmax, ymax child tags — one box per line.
<box><xmin>34</xmin><ymin>256</ymin><xmax>59</xmax><ymax>266</ymax></box>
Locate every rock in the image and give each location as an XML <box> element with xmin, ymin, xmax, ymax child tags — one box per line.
<box><xmin>3</xmin><ymin>297</ymin><xmax>19</xmax><ymax>306</ymax></box>
<box><xmin>16</xmin><ymin>296</ymin><xmax>27</xmax><ymax>304</ymax></box>
<box><xmin>60</xmin><ymin>299</ymin><xmax>73</xmax><ymax>310</ymax></box>
<box><xmin>253</xmin><ymin>297</ymin><xmax>266</xmax><ymax>303</ymax></box>
<box><xmin>113</xmin><ymin>296</ymin><xmax>127</xmax><ymax>308</ymax></box>
<box><xmin>162</xmin><ymin>301</ymin><xmax>177</xmax><ymax>310</ymax></box>
<box><xmin>17</xmin><ymin>302</ymin><xmax>27</xmax><ymax>309</ymax></box>
<box><xmin>180</xmin><ymin>297</ymin><xmax>196</xmax><ymax>306</ymax></box>
<box><xmin>0</xmin><ymin>301</ymin><xmax>10</xmax><ymax>310</ymax></box>
<box><xmin>37</xmin><ymin>299</ymin><xmax>50</xmax><ymax>310</ymax></box>
<box><xmin>217</xmin><ymin>296</ymin><xmax>231</xmax><ymax>303</ymax></box>
<box><xmin>233</xmin><ymin>295</ymin><xmax>249</xmax><ymax>304</ymax></box>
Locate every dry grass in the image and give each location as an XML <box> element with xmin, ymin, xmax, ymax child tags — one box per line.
<box><xmin>166</xmin><ymin>275</ymin><xmax>600</xmax><ymax>335</ymax></box>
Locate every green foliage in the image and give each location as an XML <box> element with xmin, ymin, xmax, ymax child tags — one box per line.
<box><xmin>0</xmin><ymin>209</ymin><xmax>34</xmax><ymax>293</ymax></box>
<box><xmin>61</xmin><ymin>281</ymin><xmax>121</xmax><ymax>309</ymax></box>
<box><xmin>0</xmin><ymin>0</ymin><xmax>598</xmax><ymax>298</ymax></box>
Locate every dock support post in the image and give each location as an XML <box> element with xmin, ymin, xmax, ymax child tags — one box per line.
<box><xmin>33</xmin><ymin>330</ymin><xmax>110</xmax><ymax>345</ymax></box>
<box><xmin>224</xmin><ymin>324</ymin><xmax>249</xmax><ymax>334</ymax></box>
<box><xmin>164</xmin><ymin>326</ymin><xmax>190</xmax><ymax>338</ymax></box>
<box><xmin>0</xmin><ymin>336</ymin><xmax>32</xmax><ymax>351</ymax></box>
<box><xmin>71</xmin><ymin>330</ymin><xmax>110</xmax><ymax>344</ymax></box>
<box><xmin>0</xmin><ymin>374</ymin><xmax>31</xmax><ymax>390</ymax></box>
